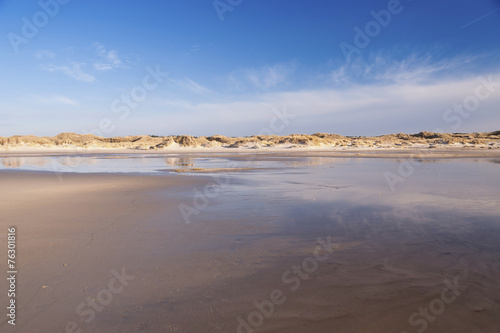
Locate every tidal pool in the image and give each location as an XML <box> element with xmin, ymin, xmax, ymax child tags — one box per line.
<box><xmin>1</xmin><ymin>153</ymin><xmax>499</xmax><ymax>332</ymax></box>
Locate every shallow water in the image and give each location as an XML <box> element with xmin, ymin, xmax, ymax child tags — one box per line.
<box><xmin>0</xmin><ymin>154</ymin><xmax>235</xmax><ymax>173</ymax></box>
<box><xmin>2</xmin><ymin>154</ymin><xmax>500</xmax><ymax>332</ymax></box>
<box><xmin>183</xmin><ymin>157</ymin><xmax>500</xmax><ymax>332</ymax></box>
<box><xmin>164</xmin><ymin>156</ymin><xmax>500</xmax><ymax>332</ymax></box>
<box><xmin>3</xmin><ymin>153</ymin><xmax>499</xmax><ymax>219</ymax></box>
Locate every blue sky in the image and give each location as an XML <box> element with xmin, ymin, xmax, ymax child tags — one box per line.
<box><xmin>1</xmin><ymin>0</ymin><xmax>499</xmax><ymax>137</ymax></box>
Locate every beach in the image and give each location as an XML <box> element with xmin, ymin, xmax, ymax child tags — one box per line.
<box><xmin>3</xmin><ymin>0</ymin><xmax>499</xmax><ymax>331</ymax></box>
<box><xmin>1</xmin><ymin>150</ymin><xmax>499</xmax><ymax>332</ymax></box>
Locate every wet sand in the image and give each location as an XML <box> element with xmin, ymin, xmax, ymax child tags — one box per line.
<box><xmin>2</xmin><ymin>147</ymin><xmax>500</xmax><ymax>158</ymax></box>
<box><xmin>0</xmin><ymin>155</ymin><xmax>499</xmax><ymax>333</ymax></box>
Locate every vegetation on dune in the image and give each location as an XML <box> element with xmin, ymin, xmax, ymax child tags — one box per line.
<box><xmin>0</xmin><ymin>131</ymin><xmax>499</xmax><ymax>150</ymax></box>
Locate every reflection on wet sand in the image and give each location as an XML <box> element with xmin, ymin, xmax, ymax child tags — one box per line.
<box><xmin>57</xmin><ymin>156</ymin><xmax>96</xmax><ymax>166</ymax></box>
<box><xmin>286</xmin><ymin>157</ymin><xmax>348</xmax><ymax>168</ymax></box>
<box><xmin>2</xmin><ymin>157</ymin><xmax>49</xmax><ymax>168</ymax></box>
<box><xmin>1</xmin><ymin>156</ymin><xmax>97</xmax><ymax>169</ymax></box>
<box><xmin>0</xmin><ymin>154</ymin><xmax>499</xmax><ymax>332</ymax></box>
<box><xmin>164</xmin><ymin>157</ymin><xmax>194</xmax><ymax>167</ymax></box>
<box><xmin>169</xmin><ymin>156</ymin><xmax>500</xmax><ymax>332</ymax></box>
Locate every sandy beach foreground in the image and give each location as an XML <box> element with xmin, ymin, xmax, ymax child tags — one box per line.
<box><xmin>0</xmin><ymin>153</ymin><xmax>499</xmax><ymax>332</ymax></box>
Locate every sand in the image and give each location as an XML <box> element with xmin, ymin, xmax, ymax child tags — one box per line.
<box><xmin>0</xmin><ymin>154</ymin><xmax>499</xmax><ymax>332</ymax></box>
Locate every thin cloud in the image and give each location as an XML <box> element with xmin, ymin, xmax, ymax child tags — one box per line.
<box><xmin>229</xmin><ymin>62</ymin><xmax>296</xmax><ymax>90</ymax></box>
<box><xmin>35</xmin><ymin>49</ymin><xmax>56</xmax><ymax>60</ymax></box>
<box><xmin>42</xmin><ymin>63</ymin><xmax>95</xmax><ymax>82</ymax></box>
<box><xmin>92</xmin><ymin>42</ymin><xmax>124</xmax><ymax>71</ymax></box>
<box><xmin>38</xmin><ymin>43</ymin><xmax>127</xmax><ymax>83</ymax></box>
<box><xmin>330</xmin><ymin>53</ymin><xmax>481</xmax><ymax>85</ymax></box>
<box><xmin>184</xmin><ymin>44</ymin><xmax>202</xmax><ymax>55</ymax></box>
<box><xmin>29</xmin><ymin>94</ymin><xmax>78</xmax><ymax>106</ymax></box>
<box><xmin>54</xmin><ymin>95</ymin><xmax>78</xmax><ymax>105</ymax></box>
<box><xmin>149</xmin><ymin>67</ymin><xmax>500</xmax><ymax>136</ymax></box>
<box><xmin>160</xmin><ymin>99</ymin><xmax>194</xmax><ymax>109</ymax></box>
<box><xmin>169</xmin><ymin>78</ymin><xmax>210</xmax><ymax>95</ymax></box>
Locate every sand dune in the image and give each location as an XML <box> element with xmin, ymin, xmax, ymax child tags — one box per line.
<box><xmin>1</xmin><ymin>131</ymin><xmax>499</xmax><ymax>151</ymax></box>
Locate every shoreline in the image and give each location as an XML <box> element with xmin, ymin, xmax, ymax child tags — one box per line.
<box><xmin>1</xmin><ymin>147</ymin><xmax>500</xmax><ymax>159</ymax></box>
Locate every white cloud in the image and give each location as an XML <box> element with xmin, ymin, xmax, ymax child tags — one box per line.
<box><xmin>160</xmin><ymin>99</ymin><xmax>194</xmax><ymax>109</ymax></box>
<box><xmin>37</xmin><ymin>43</ymin><xmax>127</xmax><ymax>83</ymax></box>
<box><xmin>331</xmin><ymin>53</ymin><xmax>480</xmax><ymax>85</ymax></box>
<box><xmin>229</xmin><ymin>62</ymin><xmax>296</xmax><ymax>90</ymax></box>
<box><xmin>94</xmin><ymin>42</ymin><xmax>106</xmax><ymax>57</ymax></box>
<box><xmin>93</xmin><ymin>63</ymin><xmax>113</xmax><ymax>71</ymax></box>
<box><xmin>35</xmin><ymin>49</ymin><xmax>56</xmax><ymax>60</ymax></box>
<box><xmin>29</xmin><ymin>94</ymin><xmax>78</xmax><ymax>106</ymax></box>
<box><xmin>42</xmin><ymin>63</ymin><xmax>95</xmax><ymax>82</ymax></box>
<box><xmin>169</xmin><ymin>78</ymin><xmax>210</xmax><ymax>95</ymax></box>
<box><xmin>29</xmin><ymin>52</ymin><xmax>499</xmax><ymax>137</ymax></box>
<box><xmin>184</xmin><ymin>44</ymin><xmax>201</xmax><ymax>55</ymax></box>
<box><xmin>92</xmin><ymin>42</ymin><xmax>124</xmax><ymax>71</ymax></box>
<box><xmin>54</xmin><ymin>95</ymin><xmax>78</xmax><ymax>105</ymax></box>
<box><xmin>147</xmin><ymin>69</ymin><xmax>500</xmax><ymax>136</ymax></box>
